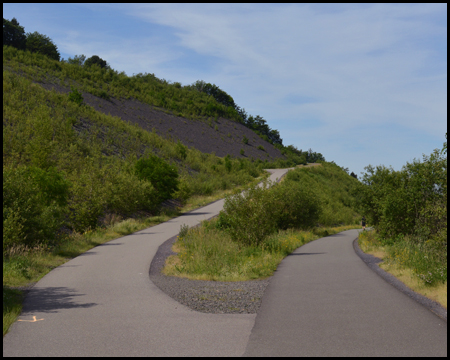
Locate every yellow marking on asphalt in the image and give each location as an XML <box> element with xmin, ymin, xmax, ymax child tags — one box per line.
<box><xmin>18</xmin><ymin>316</ymin><xmax>44</xmax><ymax>322</ymax></box>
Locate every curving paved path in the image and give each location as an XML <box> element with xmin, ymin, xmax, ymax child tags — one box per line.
<box><xmin>3</xmin><ymin>168</ymin><xmax>447</xmax><ymax>356</ymax></box>
<box><xmin>2</xmin><ymin>169</ymin><xmax>288</xmax><ymax>357</ymax></box>
<box><xmin>243</xmin><ymin>230</ymin><xmax>447</xmax><ymax>357</ymax></box>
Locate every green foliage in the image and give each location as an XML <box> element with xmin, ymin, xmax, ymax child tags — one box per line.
<box><xmin>66</xmin><ymin>54</ymin><xmax>86</xmax><ymax>66</ymax></box>
<box><xmin>257</xmin><ymin>145</ymin><xmax>265</xmax><ymax>151</ymax></box>
<box><xmin>358</xmin><ymin>146</ymin><xmax>447</xmax><ymax>242</ymax></box>
<box><xmin>359</xmin><ymin>230</ymin><xmax>446</xmax><ymax>286</ymax></box>
<box><xmin>68</xmin><ymin>86</ymin><xmax>84</xmax><ymax>106</ymax></box>
<box><xmin>221</xmin><ymin>181</ymin><xmax>277</xmax><ymax>246</ymax></box>
<box><xmin>175</xmin><ymin>140</ymin><xmax>187</xmax><ymax>160</ymax></box>
<box><xmin>25</xmin><ymin>31</ymin><xmax>60</xmax><ymax>61</ymax></box>
<box><xmin>3</xmin><ymin>165</ymin><xmax>70</xmax><ymax>251</ymax></box>
<box><xmin>84</xmin><ymin>55</ymin><xmax>109</xmax><ymax>69</ymax></box>
<box><xmin>271</xmin><ymin>181</ymin><xmax>322</xmax><ymax>230</ymax></box>
<box><xmin>242</xmin><ymin>135</ymin><xmax>249</xmax><ymax>144</ymax></box>
<box><xmin>3</xmin><ymin>17</ymin><xmax>26</xmax><ymax>50</ymax></box>
<box><xmin>135</xmin><ymin>155</ymin><xmax>179</xmax><ymax>203</ymax></box>
<box><xmin>358</xmin><ymin>142</ymin><xmax>447</xmax><ymax>284</ymax></box>
<box><xmin>240</xmin><ymin>148</ymin><xmax>245</xmax><ymax>156</ymax></box>
<box><xmin>220</xmin><ymin>178</ymin><xmax>322</xmax><ymax>246</ymax></box>
<box><xmin>168</xmin><ymin>219</ymin><xmax>358</xmax><ymax>281</ymax></box>
<box><xmin>224</xmin><ymin>155</ymin><xmax>232</xmax><ymax>173</ymax></box>
<box><xmin>284</xmin><ymin>163</ymin><xmax>360</xmax><ymax>226</ymax></box>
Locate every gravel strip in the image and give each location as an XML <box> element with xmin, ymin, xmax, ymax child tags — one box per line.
<box><xmin>149</xmin><ymin>234</ymin><xmax>270</xmax><ymax>314</ymax></box>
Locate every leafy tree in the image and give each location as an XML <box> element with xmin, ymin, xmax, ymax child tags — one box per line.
<box><xmin>26</xmin><ymin>31</ymin><xmax>60</xmax><ymax>61</ymax></box>
<box><xmin>358</xmin><ymin>142</ymin><xmax>447</xmax><ymax>243</ymax></box>
<box><xmin>3</xmin><ymin>17</ymin><xmax>26</xmax><ymax>50</ymax></box>
<box><xmin>134</xmin><ymin>155</ymin><xmax>179</xmax><ymax>203</ymax></box>
<box><xmin>67</xmin><ymin>54</ymin><xmax>86</xmax><ymax>66</ymax></box>
<box><xmin>84</xmin><ymin>55</ymin><xmax>109</xmax><ymax>69</ymax></box>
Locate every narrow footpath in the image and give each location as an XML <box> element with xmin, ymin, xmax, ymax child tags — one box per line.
<box><xmin>243</xmin><ymin>230</ymin><xmax>447</xmax><ymax>357</ymax></box>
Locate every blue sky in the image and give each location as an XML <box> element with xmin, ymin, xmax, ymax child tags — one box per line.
<box><xmin>3</xmin><ymin>3</ymin><xmax>447</xmax><ymax>177</ymax></box>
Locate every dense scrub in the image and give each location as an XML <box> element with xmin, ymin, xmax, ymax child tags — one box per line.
<box><xmin>357</xmin><ymin>139</ymin><xmax>447</xmax><ymax>285</ymax></box>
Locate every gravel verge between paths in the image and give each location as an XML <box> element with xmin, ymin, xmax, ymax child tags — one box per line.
<box><xmin>353</xmin><ymin>236</ymin><xmax>447</xmax><ymax>321</ymax></box>
<box><xmin>149</xmin><ymin>233</ymin><xmax>270</xmax><ymax>314</ymax></box>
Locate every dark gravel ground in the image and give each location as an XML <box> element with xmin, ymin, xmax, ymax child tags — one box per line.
<box><xmin>149</xmin><ymin>233</ymin><xmax>270</xmax><ymax>314</ymax></box>
<box><xmin>36</xmin><ymin>80</ymin><xmax>286</xmax><ymax>162</ymax></box>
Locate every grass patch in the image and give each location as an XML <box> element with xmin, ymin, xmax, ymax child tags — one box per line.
<box><xmin>358</xmin><ymin>229</ymin><xmax>447</xmax><ymax>308</ymax></box>
<box><xmin>3</xmin><ymin>286</ymin><xmax>23</xmax><ymax>336</ymax></box>
<box><xmin>163</xmin><ymin>221</ymin><xmax>360</xmax><ymax>281</ymax></box>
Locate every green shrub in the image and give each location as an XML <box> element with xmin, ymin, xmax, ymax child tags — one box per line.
<box><xmin>220</xmin><ymin>179</ymin><xmax>323</xmax><ymax>247</ymax></box>
<box><xmin>175</xmin><ymin>140</ymin><xmax>187</xmax><ymax>160</ymax></box>
<box><xmin>68</xmin><ymin>86</ymin><xmax>83</xmax><ymax>106</ymax></box>
<box><xmin>257</xmin><ymin>145</ymin><xmax>265</xmax><ymax>151</ymax></box>
<box><xmin>134</xmin><ymin>154</ymin><xmax>179</xmax><ymax>202</ymax></box>
<box><xmin>271</xmin><ymin>182</ymin><xmax>321</xmax><ymax>230</ymax></box>
<box><xmin>221</xmin><ymin>181</ymin><xmax>277</xmax><ymax>246</ymax></box>
<box><xmin>3</xmin><ymin>165</ymin><xmax>70</xmax><ymax>251</ymax></box>
<box><xmin>240</xmin><ymin>149</ymin><xmax>245</xmax><ymax>156</ymax></box>
<box><xmin>224</xmin><ymin>155</ymin><xmax>232</xmax><ymax>173</ymax></box>
<box><xmin>242</xmin><ymin>135</ymin><xmax>249</xmax><ymax>145</ymax></box>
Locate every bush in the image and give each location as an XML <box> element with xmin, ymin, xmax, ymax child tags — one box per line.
<box><xmin>68</xmin><ymin>86</ymin><xmax>83</xmax><ymax>106</ymax></box>
<box><xmin>224</xmin><ymin>155</ymin><xmax>232</xmax><ymax>173</ymax></box>
<box><xmin>175</xmin><ymin>140</ymin><xmax>187</xmax><ymax>160</ymax></box>
<box><xmin>135</xmin><ymin>155</ymin><xmax>179</xmax><ymax>203</ymax></box>
<box><xmin>3</xmin><ymin>165</ymin><xmax>70</xmax><ymax>252</ymax></box>
<box><xmin>271</xmin><ymin>181</ymin><xmax>321</xmax><ymax>230</ymax></box>
<box><xmin>220</xmin><ymin>179</ymin><xmax>321</xmax><ymax>246</ymax></box>
<box><xmin>221</xmin><ymin>182</ymin><xmax>275</xmax><ymax>246</ymax></box>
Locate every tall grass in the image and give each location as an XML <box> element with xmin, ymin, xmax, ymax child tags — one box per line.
<box><xmin>164</xmin><ymin>218</ymin><xmax>359</xmax><ymax>281</ymax></box>
<box><xmin>358</xmin><ymin>230</ymin><xmax>447</xmax><ymax>287</ymax></box>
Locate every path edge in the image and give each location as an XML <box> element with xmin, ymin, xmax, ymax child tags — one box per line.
<box><xmin>352</xmin><ymin>237</ymin><xmax>447</xmax><ymax>322</ymax></box>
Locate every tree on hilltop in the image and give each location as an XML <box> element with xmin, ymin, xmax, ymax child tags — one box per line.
<box><xmin>84</xmin><ymin>55</ymin><xmax>109</xmax><ymax>69</ymax></box>
<box><xmin>3</xmin><ymin>17</ymin><xmax>26</xmax><ymax>50</ymax></box>
<box><xmin>26</xmin><ymin>31</ymin><xmax>60</xmax><ymax>61</ymax></box>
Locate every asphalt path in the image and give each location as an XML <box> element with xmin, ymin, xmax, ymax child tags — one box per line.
<box><xmin>2</xmin><ymin>169</ymin><xmax>288</xmax><ymax>357</ymax></box>
<box><xmin>4</xmin><ymin>168</ymin><xmax>447</xmax><ymax>356</ymax></box>
<box><xmin>243</xmin><ymin>229</ymin><xmax>447</xmax><ymax>357</ymax></box>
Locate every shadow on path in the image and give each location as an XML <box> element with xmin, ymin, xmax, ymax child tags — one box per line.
<box><xmin>21</xmin><ymin>287</ymin><xmax>97</xmax><ymax>314</ymax></box>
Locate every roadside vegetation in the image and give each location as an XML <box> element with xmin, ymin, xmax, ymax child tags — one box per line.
<box><xmin>358</xmin><ymin>230</ymin><xmax>446</xmax><ymax>308</ymax></box>
<box><xmin>357</xmin><ymin>136</ymin><xmax>447</xmax><ymax>308</ymax></box>
<box><xmin>164</xmin><ymin>163</ymin><xmax>362</xmax><ymax>281</ymax></box>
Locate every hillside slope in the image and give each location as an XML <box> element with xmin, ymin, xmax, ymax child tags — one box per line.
<box><xmin>37</xmin><ymin>80</ymin><xmax>285</xmax><ymax>161</ymax></box>
<box><xmin>3</xmin><ymin>45</ymin><xmax>286</xmax><ymax>162</ymax></box>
